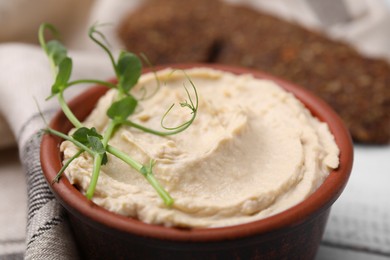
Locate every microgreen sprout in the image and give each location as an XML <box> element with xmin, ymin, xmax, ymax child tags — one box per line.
<box><xmin>39</xmin><ymin>23</ymin><xmax>198</xmax><ymax>206</ymax></box>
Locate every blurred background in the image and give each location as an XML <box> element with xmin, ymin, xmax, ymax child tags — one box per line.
<box><xmin>0</xmin><ymin>0</ymin><xmax>389</xmax><ymax>259</ymax></box>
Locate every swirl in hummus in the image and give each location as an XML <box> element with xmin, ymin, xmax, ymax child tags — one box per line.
<box><xmin>61</xmin><ymin>68</ymin><xmax>339</xmax><ymax>228</ymax></box>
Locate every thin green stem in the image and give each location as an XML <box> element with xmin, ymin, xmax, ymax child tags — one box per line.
<box><xmin>106</xmin><ymin>145</ymin><xmax>143</xmax><ymax>172</ymax></box>
<box><xmin>122</xmin><ymin>120</ymin><xmax>192</xmax><ymax>136</ymax></box>
<box><xmin>106</xmin><ymin>145</ymin><xmax>173</xmax><ymax>206</ymax></box>
<box><xmin>45</xmin><ymin>128</ymin><xmax>94</xmax><ymax>155</ymax></box>
<box><xmin>85</xmin><ymin>121</ymin><xmax>118</xmax><ymax>199</ymax></box>
<box><xmin>52</xmin><ymin>149</ymin><xmax>83</xmax><ymax>184</ymax></box>
<box><xmin>86</xmin><ymin>153</ymin><xmax>103</xmax><ymax>199</ymax></box>
<box><xmin>89</xmin><ymin>26</ymin><xmax>118</xmax><ymax>79</ymax></box>
<box><xmin>138</xmin><ymin>53</ymin><xmax>161</xmax><ymax>101</ymax></box>
<box><xmin>38</xmin><ymin>24</ymin><xmax>48</xmax><ymax>53</ymax></box>
<box><xmin>145</xmin><ymin>172</ymin><xmax>174</xmax><ymax>206</ymax></box>
<box><xmin>67</xmin><ymin>79</ymin><xmax>117</xmax><ymax>89</ymax></box>
<box><xmin>102</xmin><ymin>121</ymin><xmax>117</xmax><ymax>146</ymax></box>
<box><xmin>58</xmin><ymin>91</ymin><xmax>83</xmax><ymax>128</ymax></box>
<box><xmin>160</xmin><ymin>78</ymin><xmax>198</xmax><ymax>131</ymax></box>
<box><xmin>38</xmin><ymin>23</ymin><xmax>57</xmax><ymax>77</ymax></box>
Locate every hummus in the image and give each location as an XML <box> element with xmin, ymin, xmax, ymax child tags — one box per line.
<box><xmin>61</xmin><ymin>68</ymin><xmax>339</xmax><ymax>228</ymax></box>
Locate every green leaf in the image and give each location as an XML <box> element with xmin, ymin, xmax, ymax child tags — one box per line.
<box><xmin>46</xmin><ymin>40</ymin><xmax>67</xmax><ymax>67</ymax></box>
<box><xmin>39</xmin><ymin>23</ymin><xmax>61</xmax><ymax>55</ymax></box>
<box><xmin>107</xmin><ymin>95</ymin><xmax>138</xmax><ymax>121</ymax></box>
<box><xmin>87</xmin><ymin>135</ymin><xmax>106</xmax><ymax>154</ymax></box>
<box><xmin>101</xmin><ymin>153</ymin><xmax>108</xmax><ymax>165</ymax></box>
<box><xmin>72</xmin><ymin>127</ymin><xmax>103</xmax><ymax>145</ymax></box>
<box><xmin>117</xmin><ymin>52</ymin><xmax>142</xmax><ymax>92</ymax></box>
<box><xmin>87</xmin><ymin>135</ymin><xmax>108</xmax><ymax>165</ymax></box>
<box><xmin>139</xmin><ymin>166</ymin><xmax>147</xmax><ymax>177</ymax></box>
<box><xmin>72</xmin><ymin>128</ymin><xmax>107</xmax><ymax>165</ymax></box>
<box><xmin>51</xmin><ymin>57</ymin><xmax>72</xmax><ymax>94</ymax></box>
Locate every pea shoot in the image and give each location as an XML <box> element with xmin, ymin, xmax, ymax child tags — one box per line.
<box><xmin>39</xmin><ymin>23</ymin><xmax>198</xmax><ymax>206</ymax></box>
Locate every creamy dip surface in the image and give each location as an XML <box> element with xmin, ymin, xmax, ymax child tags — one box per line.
<box><xmin>61</xmin><ymin>68</ymin><xmax>339</xmax><ymax>228</ymax></box>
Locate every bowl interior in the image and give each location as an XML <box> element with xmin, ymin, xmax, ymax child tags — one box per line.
<box><xmin>40</xmin><ymin>63</ymin><xmax>353</xmax><ymax>242</ymax></box>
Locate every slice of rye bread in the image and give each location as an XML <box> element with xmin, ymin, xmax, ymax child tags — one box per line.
<box><xmin>117</xmin><ymin>0</ymin><xmax>224</xmax><ymax>64</ymax></box>
<box><xmin>118</xmin><ymin>0</ymin><xmax>390</xmax><ymax>144</ymax></box>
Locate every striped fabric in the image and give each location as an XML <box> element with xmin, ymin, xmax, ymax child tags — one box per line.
<box><xmin>22</xmin><ymin>133</ymin><xmax>80</xmax><ymax>260</ymax></box>
<box><xmin>0</xmin><ymin>43</ymin><xmax>113</xmax><ymax>259</ymax></box>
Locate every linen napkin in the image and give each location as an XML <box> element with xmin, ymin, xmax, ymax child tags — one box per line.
<box><xmin>0</xmin><ymin>43</ymin><xmax>114</xmax><ymax>259</ymax></box>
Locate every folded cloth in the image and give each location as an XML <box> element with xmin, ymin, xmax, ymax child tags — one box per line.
<box><xmin>0</xmin><ymin>43</ymin><xmax>113</xmax><ymax>259</ymax></box>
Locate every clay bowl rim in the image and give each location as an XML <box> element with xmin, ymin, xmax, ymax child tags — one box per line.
<box><xmin>40</xmin><ymin>63</ymin><xmax>353</xmax><ymax>243</ymax></box>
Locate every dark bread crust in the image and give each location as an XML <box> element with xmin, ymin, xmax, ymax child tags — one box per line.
<box><xmin>118</xmin><ymin>0</ymin><xmax>224</xmax><ymax>64</ymax></box>
<box><xmin>118</xmin><ymin>0</ymin><xmax>390</xmax><ymax>144</ymax></box>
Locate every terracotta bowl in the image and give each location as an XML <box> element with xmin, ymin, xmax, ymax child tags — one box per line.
<box><xmin>40</xmin><ymin>64</ymin><xmax>353</xmax><ymax>260</ymax></box>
